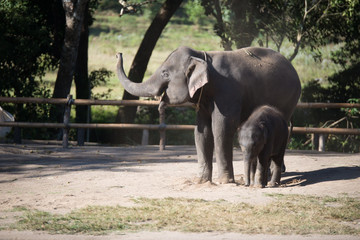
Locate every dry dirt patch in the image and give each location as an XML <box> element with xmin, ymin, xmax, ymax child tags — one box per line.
<box><xmin>0</xmin><ymin>143</ymin><xmax>359</xmax><ymax>239</ymax></box>
<box><xmin>0</xmin><ymin>143</ymin><xmax>359</xmax><ymax>213</ymax></box>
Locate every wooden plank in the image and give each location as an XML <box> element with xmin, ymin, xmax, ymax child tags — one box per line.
<box><xmin>1</xmin><ymin>97</ymin><xmax>359</xmax><ymax>108</ymax></box>
<box><xmin>1</xmin><ymin>122</ymin><xmax>359</xmax><ymax>135</ymax></box>
<box><xmin>0</xmin><ymin>97</ymin><xmax>193</xmax><ymax>107</ymax></box>
<box><xmin>292</xmin><ymin>127</ymin><xmax>360</xmax><ymax>135</ymax></box>
<box><xmin>296</xmin><ymin>102</ymin><xmax>360</xmax><ymax>108</ymax></box>
<box><xmin>0</xmin><ymin>97</ymin><xmax>68</xmax><ymax>105</ymax></box>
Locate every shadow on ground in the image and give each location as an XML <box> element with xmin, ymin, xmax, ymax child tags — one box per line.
<box><xmin>0</xmin><ymin>144</ymin><xmax>197</xmax><ymax>181</ymax></box>
<box><xmin>1</xmin><ymin>143</ymin><xmax>359</xmax><ymax>187</ymax></box>
<box><xmin>283</xmin><ymin>166</ymin><xmax>360</xmax><ymax>186</ymax></box>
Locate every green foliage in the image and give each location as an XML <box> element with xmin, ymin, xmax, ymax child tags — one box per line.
<box><xmin>200</xmin><ymin>0</ymin><xmax>360</xmax><ymax>66</ymax></box>
<box><xmin>89</xmin><ymin>68</ymin><xmax>113</xmax><ymax>99</ymax></box>
<box><xmin>201</xmin><ymin>0</ymin><xmax>260</xmax><ymax>49</ymax></box>
<box><xmin>326</xmin><ymin>0</ymin><xmax>360</xmax><ymax>67</ymax></box>
<box><xmin>96</xmin><ymin>0</ymin><xmax>122</xmax><ymax>12</ymax></box>
<box><xmin>0</xmin><ymin>1</ymin><xmax>57</xmax><ymax>97</ymax></box>
<box><xmin>327</xmin><ymin>63</ymin><xmax>360</xmax><ymax>103</ymax></box>
<box><xmin>135</xmin><ymin>105</ymin><xmax>196</xmax><ymax>145</ymax></box>
<box><xmin>298</xmin><ymin>63</ymin><xmax>360</xmax><ymax>127</ymax></box>
<box><xmin>2</xmin><ymin>0</ymin><xmax>358</xmax><ymax>148</ymax></box>
<box><xmin>89</xmin><ymin>10</ymin><xmax>353</xmax><ymax>149</ymax></box>
<box><xmin>293</xmin><ymin>63</ymin><xmax>360</xmax><ymax>152</ymax></box>
<box><xmin>163</xmin><ymin>107</ymin><xmax>196</xmax><ymax>145</ymax></box>
<box><xmin>344</xmin><ymin>98</ymin><xmax>360</xmax><ymax>118</ymax></box>
<box><xmin>0</xmin><ymin>0</ymin><xmax>61</xmax><ymax>139</ymax></box>
<box><xmin>287</xmin><ymin>135</ymin><xmax>313</xmax><ymax>151</ymax></box>
<box><xmin>183</xmin><ymin>0</ymin><xmax>208</xmax><ymax>25</ymax></box>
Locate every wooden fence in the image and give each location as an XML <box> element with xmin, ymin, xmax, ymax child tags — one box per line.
<box><xmin>0</xmin><ymin>96</ymin><xmax>359</xmax><ymax>150</ymax></box>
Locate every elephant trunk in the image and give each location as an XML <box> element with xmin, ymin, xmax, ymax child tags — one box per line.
<box><xmin>116</xmin><ymin>53</ymin><xmax>167</xmax><ymax>97</ymax></box>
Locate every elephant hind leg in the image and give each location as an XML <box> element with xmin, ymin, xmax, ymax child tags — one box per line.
<box><xmin>244</xmin><ymin>158</ymin><xmax>251</xmax><ymax>187</ymax></box>
<box><xmin>244</xmin><ymin>156</ymin><xmax>257</xmax><ymax>187</ymax></box>
<box><xmin>254</xmin><ymin>151</ymin><xmax>270</xmax><ymax>188</ymax></box>
<box><xmin>268</xmin><ymin>156</ymin><xmax>283</xmax><ymax>187</ymax></box>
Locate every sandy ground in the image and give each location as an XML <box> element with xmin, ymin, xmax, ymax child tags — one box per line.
<box><xmin>0</xmin><ymin>142</ymin><xmax>360</xmax><ymax>240</ymax></box>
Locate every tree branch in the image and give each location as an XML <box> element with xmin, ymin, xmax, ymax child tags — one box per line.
<box><xmin>288</xmin><ymin>0</ymin><xmax>328</xmax><ymax>61</ymax></box>
<box><xmin>118</xmin><ymin>0</ymin><xmax>157</xmax><ymax>16</ymax></box>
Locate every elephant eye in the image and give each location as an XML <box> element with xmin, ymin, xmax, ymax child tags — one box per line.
<box><xmin>161</xmin><ymin>70</ymin><xmax>170</xmax><ymax>80</ymax></box>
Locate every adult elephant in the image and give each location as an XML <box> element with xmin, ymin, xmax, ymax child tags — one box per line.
<box><xmin>116</xmin><ymin>46</ymin><xmax>301</xmax><ymax>184</ymax></box>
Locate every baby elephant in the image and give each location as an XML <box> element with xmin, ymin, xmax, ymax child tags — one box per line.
<box><xmin>239</xmin><ymin>105</ymin><xmax>288</xmax><ymax>188</ymax></box>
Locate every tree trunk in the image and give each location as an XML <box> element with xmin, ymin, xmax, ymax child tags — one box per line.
<box><xmin>232</xmin><ymin>0</ymin><xmax>258</xmax><ymax>49</ymax></box>
<box><xmin>52</xmin><ymin>0</ymin><xmax>89</xmax><ymax>123</ymax></box>
<box><xmin>213</xmin><ymin>0</ymin><xmax>232</xmax><ymax>50</ymax></box>
<box><xmin>51</xmin><ymin>0</ymin><xmax>65</xmax><ymax>60</ymax></box>
<box><xmin>75</xmin><ymin>2</ymin><xmax>90</xmax><ymax>140</ymax></box>
<box><xmin>113</xmin><ymin>0</ymin><xmax>183</xmax><ymax>144</ymax></box>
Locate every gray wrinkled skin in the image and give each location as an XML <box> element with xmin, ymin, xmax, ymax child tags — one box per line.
<box><xmin>116</xmin><ymin>46</ymin><xmax>301</xmax><ymax>184</ymax></box>
<box><xmin>239</xmin><ymin>105</ymin><xmax>289</xmax><ymax>188</ymax></box>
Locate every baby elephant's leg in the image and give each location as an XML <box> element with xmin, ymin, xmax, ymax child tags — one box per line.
<box><xmin>244</xmin><ymin>156</ymin><xmax>251</xmax><ymax>186</ymax></box>
<box><xmin>254</xmin><ymin>153</ymin><xmax>269</xmax><ymax>188</ymax></box>
<box><xmin>250</xmin><ymin>158</ymin><xmax>257</xmax><ymax>186</ymax></box>
<box><xmin>268</xmin><ymin>157</ymin><xmax>282</xmax><ymax>187</ymax></box>
<box><xmin>244</xmin><ymin>155</ymin><xmax>257</xmax><ymax>186</ymax></box>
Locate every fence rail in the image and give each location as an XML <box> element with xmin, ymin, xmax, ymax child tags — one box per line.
<box><xmin>0</xmin><ymin>96</ymin><xmax>359</xmax><ymax>150</ymax></box>
<box><xmin>1</xmin><ymin>121</ymin><xmax>359</xmax><ymax>134</ymax></box>
<box><xmin>1</xmin><ymin>97</ymin><xmax>360</xmax><ymax>108</ymax></box>
<box><xmin>0</xmin><ymin>121</ymin><xmax>196</xmax><ymax>130</ymax></box>
<box><xmin>0</xmin><ymin>97</ymin><xmax>192</xmax><ymax>107</ymax></box>
<box><xmin>296</xmin><ymin>102</ymin><xmax>360</xmax><ymax>108</ymax></box>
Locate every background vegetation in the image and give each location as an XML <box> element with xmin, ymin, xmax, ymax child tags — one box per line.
<box><xmin>0</xmin><ymin>0</ymin><xmax>359</xmax><ymax>151</ymax></box>
<box><xmin>87</xmin><ymin>1</ymin><xmax>360</xmax><ymax>151</ymax></box>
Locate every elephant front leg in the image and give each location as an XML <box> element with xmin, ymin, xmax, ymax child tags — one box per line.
<box><xmin>212</xmin><ymin>117</ymin><xmax>236</xmax><ymax>184</ymax></box>
<box><xmin>243</xmin><ymin>156</ymin><xmax>251</xmax><ymax>186</ymax></box>
<box><xmin>194</xmin><ymin>118</ymin><xmax>214</xmax><ymax>183</ymax></box>
<box><xmin>250</xmin><ymin>157</ymin><xmax>257</xmax><ymax>186</ymax></box>
<box><xmin>244</xmin><ymin>155</ymin><xmax>256</xmax><ymax>187</ymax></box>
<box><xmin>254</xmin><ymin>152</ymin><xmax>270</xmax><ymax>188</ymax></box>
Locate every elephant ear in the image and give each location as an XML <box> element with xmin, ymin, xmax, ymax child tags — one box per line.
<box><xmin>186</xmin><ymin>56</ymin><xmax>209</xmax><ymax>98</ymax></box>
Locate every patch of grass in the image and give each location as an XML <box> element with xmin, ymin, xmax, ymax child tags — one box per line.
<box><xmin>11</xmin><ymin>195</ymin><xmax>360</xmax><ymax>235</ymax></box>
<box><xmin>91</xmin><ymin>105</ymin><xmax>118</xmax><ymax>123</ymax></box>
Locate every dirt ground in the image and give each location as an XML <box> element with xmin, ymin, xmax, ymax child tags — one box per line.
<box><xmin>0</xmin><ymin>142</ymin><xmax>360</xmax><ymax>240</ymax></box>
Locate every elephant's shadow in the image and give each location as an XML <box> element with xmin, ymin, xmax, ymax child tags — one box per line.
<box><xmin>280</xmin><ymin>166</ymin><xmax>360</xmax><ymax>187</ymax></box>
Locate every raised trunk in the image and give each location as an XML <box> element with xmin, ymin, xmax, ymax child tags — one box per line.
<box><xmin>116</xmin><ymin>53</ymin><xmax>167</xmax><ymax>97</ymax></box>
<box><xmin>113</xmin><ymin>0</ymin><xmax>182</xmax><ymax>145</ymax></box>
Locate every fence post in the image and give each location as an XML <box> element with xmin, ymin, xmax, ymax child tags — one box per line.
<box><xmin>318</xmin><ymin>134</ymin><xmax>326</xmax><ymax>152</ymax></box>
<box><xmin>141</xmin><ymin>129</ymin><xmax>149</xmax><ymax>145</ymax></box>
<box><xmin>14</xmin><ymin>127</ymin><xmax>22</xmax><ymax>144</ymax></box>
<box><xmin>62</xmin><ymin>94</ymin><xmax>73</xmax><ymax>148</ymax></box>
<box><xmin>311</xmin><ymin>134</ymin><xmax>319</xmax><ymax>150</ymax></box>
<box><xmin>77</xmin><ymin>128</ymin><xmax>85</xmax><ymax>146</ymax></box>
<box><xmin>158</xmin><ymin>102</ymin><xmax>166</xmax><ymax>151</ymax></box>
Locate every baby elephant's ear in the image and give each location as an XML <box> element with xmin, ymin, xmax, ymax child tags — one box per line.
<box><xmin>186</xmin><ymin>57</ymin><xmax>209</xmax><ymax>98</ymax></box>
